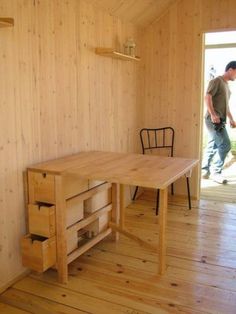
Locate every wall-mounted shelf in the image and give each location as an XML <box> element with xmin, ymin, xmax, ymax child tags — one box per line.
<box><xmin>95</xmin><ymin>48</ymin><xmax>140</xmax><ymax>61</ymax></box>
<box><xmin>0</xmin><ymin>18</ymin><xmax>14</xmax><ymax>28</ymax></box>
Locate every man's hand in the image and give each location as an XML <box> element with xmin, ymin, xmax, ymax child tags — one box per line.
<box><xmin>230</xmin><ymin>120</ymin><xmax>236</xmax><ymax>128</ymax></box>
<box><xmin>210</xmin><ymin>114</ymin><xmax>220</xmax><ymax>124</ymax></box>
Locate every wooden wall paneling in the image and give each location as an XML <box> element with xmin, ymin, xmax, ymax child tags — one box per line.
<box><xmin>201</xmin><ymin>0</ymin><xmax>236</xmax><ymax>31</ymax></box>
<box><xmin>142</xmin><ymin>0</ymin><xmax>236</xmax><ymax>198</ymax></box>
<box><xmin>120</xmin><ymin>23</ymin><xmax>141</xmax><ymax>153</ymax></box>
<box><xmin>0</xmin><ymin>28</ymin><xmax>10</xmax><ymax>288</ymax></box>
<box><xmin>110</xmin><ymin>18</ymin><xmax>124</xmax><ymax>152</ymax></box>
<box><xmin>87</xmin><ymin>0</ymin><xmax>177</xmax><ymax>28</ymax></box>
<box><xmin>35</xmin><ymin>0</ymin><xmax>57</xmax><ymax>160</ymax></box>
<box><xmin>13</xmin><ymin>0</ymin><xmax>38</xmax><ymax>283</ymax></box>
<box><xmin>172</xmin><ymin>0</ymin><xmax>201</xmax><ymax>195</ymax></box>
<box><xmin>54</xmin><ymin>0</ymin><xmax>79</xmax><ymax>156</ymax></box>
<box><xmin>175</xmin><ymin>1</ymin><xmax>196</xmax><ymax>156</ymax></box>
<box><xmin>167</xmin><ymin>4</ymin><xmax>178</xmax><ymax>129</ymax></box>
<box><xmin>139</xmin><ymin>28</ymin><xmax>151</xmax><ymax>128</ymax></box>
<box><xmin>0</xmin><ymin>0</ymin><xmax>24</xmax><ymax>287</ymax></box>
<box><xmin>159</xmin><ymin>16</ymin><xmax>171</xmax><ymax>126</ymax></box>
<box><xmin>75</xmin><ymin>0</ymin><xmax>89</xmax><ymax>151</ymax></box>
<box><xmin>227</xmin><ymin>0</ymin><xmax>236</xmax><ymax>28</ymax></box>
<box><xmin>88</xmin><ymin>5</ymin><xmax>113</xmax><ymax>151</ymax></box>
<box><xmin>77</xmin><ymin>0</ymin><xmax>93</xmax><ymax>151</ymax></box>
<box><xmin>135</xmin><ymin>28</ymin><xmax>146</xmax><ymax>150</ymax></box>
<box><xmin>14</xmin><ymin>0</ymin><xmax>42</xmax><ymax>170</ymax></box>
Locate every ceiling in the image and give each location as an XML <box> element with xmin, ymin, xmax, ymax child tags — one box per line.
<box><xmin>87</xmin><ymin>0</ymin><xmax>177</xmax><ymax>28</ymax></box>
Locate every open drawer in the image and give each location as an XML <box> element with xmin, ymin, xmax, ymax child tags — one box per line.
<box><xmin>28</xmin><ymin>204</ymin><xmax>55</xmax><ymax>237</ymax></box>
<box><xmin>21</xmin><ymin>234</ymin><xmax>56</xmax><ymax>272</ymax></box>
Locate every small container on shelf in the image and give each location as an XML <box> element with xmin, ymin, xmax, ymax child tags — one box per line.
<box><xmin>124</xmin><ymin>38</ymin><xmax>136</xmax><ymax>57</ymax></box>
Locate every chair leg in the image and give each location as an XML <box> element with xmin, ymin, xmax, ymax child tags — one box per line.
<box><xmin>186</xmin><ymin>177</ymin><xmax>191</xmax><ymax>210</ymax></box>
<box><xmin>132</xmin><ymin>186</ymin><xmax>139</xmax><ymax>201</ymax></box>
<box><xmin>156</xmin><ymin>189</ymin><xmax>160</xmax><ymax>215</ymax></box>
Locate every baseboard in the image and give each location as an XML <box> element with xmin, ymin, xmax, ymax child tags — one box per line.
<box><xmin>0</xmin><ymin>270</ymin><xmax>31</xmax><ymax>294</ymax></box>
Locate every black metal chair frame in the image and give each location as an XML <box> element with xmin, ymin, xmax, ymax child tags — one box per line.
<box><xmin>132</xmin><ymin>127</ymin><xmax>191</xmax><ymax>215</ymax></box>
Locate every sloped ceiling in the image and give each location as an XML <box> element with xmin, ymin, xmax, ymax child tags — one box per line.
<box><xmin>87</xmin><ymin>0</ymin><xmax>177</xmax><ymax>28</ymax></box>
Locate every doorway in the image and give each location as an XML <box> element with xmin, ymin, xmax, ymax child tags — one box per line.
<box><xmin>200</xmin><ymin>30</ymin><xmax>236</xmax><ymax>203</ymax></box>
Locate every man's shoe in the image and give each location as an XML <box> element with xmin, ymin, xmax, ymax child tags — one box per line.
<box><xmin>201</xmin><ymin>169</ymin><xmax>210</xmax><ymax>179</ymax></box>
<box><xmin>211</xmin><ymin>173</ymin><xmax>228</xmax><ymax>184</ymax></box>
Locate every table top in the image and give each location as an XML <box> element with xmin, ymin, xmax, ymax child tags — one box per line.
<box><xmin>28</xmin><ymin>151</ymin><xmax>198</xmax><ymax>189</ymax></box>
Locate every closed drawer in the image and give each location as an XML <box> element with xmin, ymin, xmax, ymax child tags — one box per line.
<box><xmin>21</xmin><ymin>234</ymin><xmax>56</xmax><ymax>272</ymax></box>
<box><xmin>88</xmin><ymin>180</ymin><xmax>105</xmax><ymax>189</ymax></box>
<box><xmin>62</xmin><ymin>175</ymin><xmax>88</xmax><ymax>199</ymax></box>
<box><xmin>66</xmin><ymin>196</ymin><xmax>84</xmax><ymax>227</ymax></box>
<box><xmin>28</xmin><ymin>204</ymin><xmax>55</xmax><ymax>238</ymax></box>
<box><xmin>28</xmin><ymin>171</ymin><xmax>55</xmax><ymax>204</ymax></box>
<box><xmin>84</xmin><ymin>188</ymin><xmax>111</xmax><ymax>214</ymax></box>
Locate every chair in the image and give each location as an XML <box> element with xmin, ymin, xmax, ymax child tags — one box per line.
<box><xmin>132</xmin><ymin>127</ymin><xmax>191</xmax><ymax>215</ymax></box>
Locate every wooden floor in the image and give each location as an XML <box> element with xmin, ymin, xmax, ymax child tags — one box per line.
<box><xmin>1</xmin><ymin>195</ymin><xmax>236</xmax><ymax>313</ymax></box>
<box><xmin>201</xmin><ymin>155</ymin><xmax>236</xmax><ymax>203</ymax></box>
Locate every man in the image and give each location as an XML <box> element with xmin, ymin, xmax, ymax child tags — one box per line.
<box><xmin>202</xmin><ymin>61</ymin><xmax>236</xmax><ymax>184</ymax></box>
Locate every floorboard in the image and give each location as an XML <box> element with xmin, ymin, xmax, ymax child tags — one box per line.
<box><xmin>201</xmin><ymin>158</ymin><xmax>236</xmax><ymax>203</ymax></box>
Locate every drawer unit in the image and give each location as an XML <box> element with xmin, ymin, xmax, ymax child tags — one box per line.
<box><xmin>21</xmin><ymin>234</ymin><xmax>56</xmax><ymax>272</ymax></box>
<box><xmin>28</xmin><ymin>171</ymin><xmax>55</xmax><ymax>204</ymax></box>
<box><xmin>28</xmin><ymin>204</ymin><xmax>55</xmax><ymax>238</ymax></box>
<box><xmin>23</xmin><ymin>153</ymin><xmax>117</xmax><ymax>283</ymax></box>
<box><xmin>84</xmin><ymin>188</ymin><xmax>111</xmax><ymax>214</ymax></box>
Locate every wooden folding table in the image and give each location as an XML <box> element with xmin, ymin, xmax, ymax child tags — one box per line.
<box><xmin>24</xmin><ymin>151</ymin><xmax>198</xmax><ymax>283</ymax></box>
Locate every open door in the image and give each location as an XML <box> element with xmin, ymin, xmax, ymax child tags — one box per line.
<box><xmin>200</xmin><ymin>30</ymin><xmax>236</xmax><ymax>203</ymax></box>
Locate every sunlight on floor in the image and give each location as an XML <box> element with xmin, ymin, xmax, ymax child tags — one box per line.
<box><xmin>200</xmin><ymin>157</ymin><xmax>236</xmax><ymax>203</ymax></box>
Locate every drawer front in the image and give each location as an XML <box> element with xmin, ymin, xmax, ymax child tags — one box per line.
<box><xmin>62</xmin><ymin>175</ymin><xmax>88</xmax><ymax>199</ymax></box>
<box><xmin>66</xmin><ymin>196</ymin><xmax>84</xmax><ymax>227</ymax></box>
<box><xmin>21</xmin><ymin>234</ymin><xmax>56</xmax><ymax>272</ymax></box>
<box><xmin>88</xmin><ymin>180</ymin><xmax>105</xmax><ymax>189</ymax></box>
<box><xmin>28</xmin><ymin>171</ymin><xmax>55</xmax><ymax>204</ymax></box>
<box><xmin>84</xmin><ymin>188</ymin><xmax>111</xmax><ymax>214</ymax></box>
<box><xmin>67</xmin><ymin>231</ymin><xmax>79</xmax><ymax>254</ymax></box>
<box><xmin>28</xmin><ymin>204</ymin><xmax>55</xmax><ymax>238</ymax></box>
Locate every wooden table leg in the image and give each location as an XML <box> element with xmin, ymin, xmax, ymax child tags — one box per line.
<box><xmin>120</xmin><ymin>184</ymin><xmax>125</xmax><ymax>228</ymax></box>
<box><xmin>158</xmin><ymin>187</ymin><xmax>168</xmax><ymax>274</ymax></box>
<box><xmin>111</xmin><ymin>183</ymin><xmax>120</xmax><ymax>241</ymax></box>
<box><xmin>55</xmin><ymin>175</ymin><xmax>68</xmax><ymax>284</ymax></box>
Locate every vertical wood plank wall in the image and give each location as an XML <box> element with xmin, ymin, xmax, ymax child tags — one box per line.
<box><xmin>141</xmin><ymin>0</ymin><xmax>236</xmax><ymax>196</ymax></box>
<box><xmin>0</xmin><ymin>0</ymin><xmax>142</xmax><ymax>290</ymax></box>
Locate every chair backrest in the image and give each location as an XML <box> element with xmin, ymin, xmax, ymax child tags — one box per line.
<box><xmin>140</xmin><ymin>127</ymin><xmax>175</xmax><ymax>157</ymax></box>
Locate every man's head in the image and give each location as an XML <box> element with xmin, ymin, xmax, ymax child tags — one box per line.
<box><xmin>225</xmin><ymin>61</ymin><xmax>236</xmax><ymax>81</ymax></box>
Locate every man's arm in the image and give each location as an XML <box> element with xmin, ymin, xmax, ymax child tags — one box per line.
<box><xmin>205</xmin><ymin>93</ymin><xmax>220</xmax><ymax>123</ymax></box>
